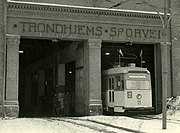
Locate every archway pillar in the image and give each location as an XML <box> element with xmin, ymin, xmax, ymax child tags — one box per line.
<box><xmin>84</xmin><ymin>39</ymin><xmax>102</xmax><ymax>115</ymax></box>
<box><xmin>4</xmin><ymin>34</ymin><xmax>20</xmax><ymax>117</ymax></box>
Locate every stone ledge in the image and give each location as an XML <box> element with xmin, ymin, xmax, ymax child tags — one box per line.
<box><xmin>4</xmin><ymin>100</ymin><xmax>18</xmax><ymax>105</ymax></box>
<box><xmin>8</xmin><ymin>2</ymin><xmax>160</xmax><ymax>19</ymax></box>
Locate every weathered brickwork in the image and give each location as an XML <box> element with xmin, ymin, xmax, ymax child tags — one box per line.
<box><xmin>171</xmin><ymin>0</ymin><xmax>180</xmax><ymax>96</ymax></box>
<box><xmin>0</xmin><ymin>1</ymin><xmax>6</xmax><ymax>117</ymax></box>
<box><xmin>12</xmin><ymin>0</ymin><xmax>164</xmax><ymax>11</ymax></box>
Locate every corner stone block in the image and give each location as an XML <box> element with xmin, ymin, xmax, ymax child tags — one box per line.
<box><xmin>89</xmin><ymin>99</ymin><xmax>103</xmax><ymax>116</ymax></box>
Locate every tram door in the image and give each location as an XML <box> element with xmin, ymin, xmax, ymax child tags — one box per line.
<box><xmin>75</xmin><ymin>44</ymin><xmax>85</xmax><ymax>115</ymax></box>
<box><xmin>114</xmin><ymin>75</ymin><xmax>125</xmax><ymax>112</ymax></box>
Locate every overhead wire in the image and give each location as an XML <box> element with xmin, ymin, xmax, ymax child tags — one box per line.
<box><xmin>58</xmin><ymin>0</ymin><xmax>133</xmax><ymax>41</ymax></box>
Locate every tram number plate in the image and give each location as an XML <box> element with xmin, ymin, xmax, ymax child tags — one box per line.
<box><xmin>127</xmin><ymin>91</ymin><xmax>132</xmax><ymax>98</ymax></box>
<box><xmin>137</xmin><ymin>100</ymin><xmax>141</xmax><ymax>105</ymax></box>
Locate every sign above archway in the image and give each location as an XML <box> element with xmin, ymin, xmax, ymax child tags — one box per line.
<box><xmin>7</xmin><ymin>1</ymin><xmax>164</xmax><ymax>43</ymax></box>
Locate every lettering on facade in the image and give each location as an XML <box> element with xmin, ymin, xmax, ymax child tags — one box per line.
<box><xmin>109</xmin><ymin>27</ymin><xmax>161</xmax><ymax>39</ymax></box>
<box><xmin>19</xmin><ymin>21</ymin><xmax>162</xmax><ymax>39</ymax></box>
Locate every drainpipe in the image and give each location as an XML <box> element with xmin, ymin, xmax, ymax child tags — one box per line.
<box><xmin>168</xmin><ymin>0</ymin><xmax>174</xmax><ymax>97</ymax></box>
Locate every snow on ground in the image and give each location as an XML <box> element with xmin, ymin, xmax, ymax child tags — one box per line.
<box><xmin>79</xmin><ymin>115</ymin><xmax>180</xmax><ymax>133</ymax></box>
<box><xmin>1</xmin><ymin>115</ymin><xmax>180</xmax><ymax>133</ymax></box>
<box><xmin>0</xmin><ymin>96</ymin><xmax>180</xmax><ymax>133</ymax></box>
<box><xmin>153</xmin><ymin>96</ymin><xmax>180</xmax><ymax>122</ymax></box>
<box><xmin>166</xmin><ymin>96</ymin><xmax>180</xmax><ymax>121</ymax></box>
<box><xmin>0</xmin><ymin>118</ymin><xmax>99</xmax><ymax>133</ymax></box>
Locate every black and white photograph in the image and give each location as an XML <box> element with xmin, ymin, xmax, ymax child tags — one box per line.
<box><xmin>0</xmin><ymin>0</ymin><xmax>180</xmax><ymax>132</ymax></box>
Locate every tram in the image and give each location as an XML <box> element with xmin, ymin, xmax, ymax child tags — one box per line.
<box><xmin>102</xmin><ymin>64</ymin><xmax>153</xmax><ymax>113</ymax></box>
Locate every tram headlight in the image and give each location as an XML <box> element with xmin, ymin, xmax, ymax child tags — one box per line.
<box><xmin>136</xmin><ymin>94</ymin><xmax>142</xmax><ymax>99</ymax></box>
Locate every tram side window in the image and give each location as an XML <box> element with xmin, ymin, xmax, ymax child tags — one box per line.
<box><xmin>109</xmin><ymin>91</ymin><xmax>111</xmax><ymax>102</ymax></box>
<box><xmin>109</xmin><ymin>78</ymin><xmax>111</xmax><ymax>90</ymax></box>
<box><xmin>116</xmin><ymin>76</ymin><xmax>120</xmax><ymax>90</ymax></box>
<box><xmin>112</xmin><ymin>91</ymin><xmax>114</xmax><ymax>102</ymax></box>
<box><xmin>122</xmin><ymin>80</ymin><xmax>124</xmax><ymax>90</ymax></box>
<box><xmin>116</xmin><ymin>76</ymin><xmax>124</xmax><ymax>91</ymax></box>
<box><xmin>108</xmin><ymin>77</ymin><xmax>115</xmax><ymax>90</ymax></box>
<box><xmin>112</xmin><ymin>78</ymin><xmax>114</xmax><ymax>90</ymax></box>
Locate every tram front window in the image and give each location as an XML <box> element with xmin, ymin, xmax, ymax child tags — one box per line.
<box><xmin>126</xmin><ymin>80</ymin><xmax>150</xmax><ymax>90</ymax></box>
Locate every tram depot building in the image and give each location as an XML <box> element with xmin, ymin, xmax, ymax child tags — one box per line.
<box><xmin>0</xmin><ymin>0</ymin><xmax>180</xmax><ymax>117</ymax></box>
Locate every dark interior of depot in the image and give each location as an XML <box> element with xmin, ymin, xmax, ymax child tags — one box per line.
<box><xmin>19</xmin><ymin>39</ymin><xmax>155</xmax><ymax>117</ymax></box>
<box><xmin>19</xmin><ymin>39</ymin><xmax>76</xmax><ymax>117</ymax></box>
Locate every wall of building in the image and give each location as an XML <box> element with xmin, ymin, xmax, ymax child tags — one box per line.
<box><xmin>1</xmin><ymin>0</ymin><xmax>178</xmax><ymax>117</ymax></box>
<box><xmin>171</xmin><ymin>0</ymin><xmax>180</xmax><ymax>96</ymax></box>
<box><xmin>0</xmin><ymin>0</ymin><xmax>6</xmax><ymax>117</ymax></box>
<box><xmin>11</xmin><ymin>0</ymin><xmax>164</xmax><ymax>12</ymax></box>
<box><xmin>59</xmin><ymin>42</ymin><xmax>78</xmax><ymax>64</ymax></box>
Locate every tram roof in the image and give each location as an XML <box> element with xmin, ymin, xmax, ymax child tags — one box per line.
<box><xmin>102</xmin><ymin>67</ymin><xmax>149</xmax><ymax>75</ymax></box>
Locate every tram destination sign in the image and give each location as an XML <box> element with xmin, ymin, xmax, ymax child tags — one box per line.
<box><xmin>8</xmin><ymin>18</ymin><xmax>164</xmax><ymax>42</ymax></box>
<box><xmin>128</xmin><ymin>75</ymin><xmax>146</xmax><ymax>79</ymax></box>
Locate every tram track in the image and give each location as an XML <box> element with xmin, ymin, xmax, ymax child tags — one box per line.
<box><xmin>127</xmin><ymin>114</ymin><xmax>180</xmax><ymax>125</ymax></box>
<box><xmin>50</xmin><ymin>117</ymin><xmax>117</xmax><ymax>133</ymax></box>
<box><xmin>50</xmin><ymin>117</ymin><xmax>146</xmax><ymax>133</ymax></box>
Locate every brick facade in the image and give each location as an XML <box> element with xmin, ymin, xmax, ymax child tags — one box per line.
<box><xmin>12</xmin><ymin>0</ymin><xmax>164</xmax><ymax>11</ymax></box>
<box><xmin>0</xmin><ymin>0</ymin><xmax>6</xmax><ymax>117</ymax></box>
<box><xmin>171</xmin><ymin>0</ymin><xmax>180</xmax><ymax>96</ymax></box>
<box><xmin>0</xmin><ymin>0</ymin><xmax>179</xmax><ymax>117</ymax></box>
<box><xmin>4</xmin><ymin>34</ymin><xmax>20</xmax><ymax>117</ymax></box>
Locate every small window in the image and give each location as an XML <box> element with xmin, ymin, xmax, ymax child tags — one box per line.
<box><xmin>109</xmin><ymin>91</ymin><xmax>111</xmax><ymax>102</ymax></box>
<box><xmin>126</xmin><ymin>80</ymin><xmax>150</xmax><ymax>90</ymax></box>
<box><xmin>112</xmin><ymin>78</ymin><xmax>114</xmax><ymax>89</ymax></box>
<box><xmin>112</xmin><ymin>91</ymin><xmax>114</xmax><ymax>102</ymax></box>
<box><xmin>122</xmin><ymin>80</ymin><xmax>124</xmax><ymax>90</ymax></box>
<box><xmin>116</xmin><ymin>76</ymin><xmax>120</xmax><ymax>90</ymax></box>
<box><xmin>109</xmin><ymin>78</ymin><xmax>111</xmax><ymax>90</ymax></box>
